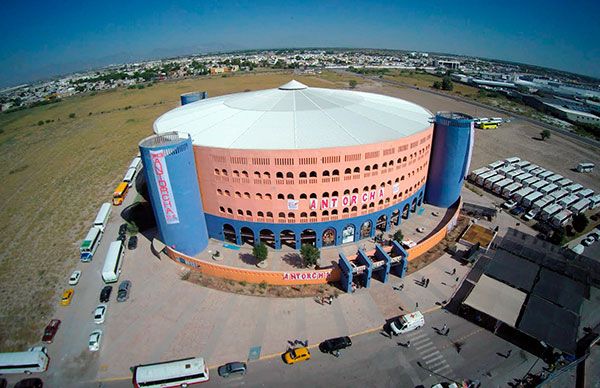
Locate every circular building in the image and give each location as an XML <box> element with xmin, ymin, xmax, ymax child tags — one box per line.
<box><xmin>146</xmin><ymin>80</ymin><xmax>437</xmax><ymax>253</ymax></box>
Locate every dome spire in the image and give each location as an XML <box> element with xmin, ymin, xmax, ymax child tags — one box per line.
<box><xmin>278</xmin><ymin>80</ymin><xmax>308</xmax><ymax>90</ymax></box>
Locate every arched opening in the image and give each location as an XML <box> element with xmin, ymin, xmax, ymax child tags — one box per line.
<box><xmin>299</xmin><ymin>171</ymin><xmax>307</xmax><ymax>178</ymax></box>
<box><xmin>223</xmin><ymin>224</ymin><xmax>236</xmax><ymax>244</ymax></box>
<box><xmin>280</xmin><ymin>229</ymin><xmax>296</xmax><ymax>249</ymax></box>
<box><xmin>360</xmin><ymin>221</ymin><xmax>372</xmax><ymax>238</ymax></box>
<box><xmin>411</xmin><ymin>198</ymin><xmax>418</xmax><ymax>212</ymax></box>
<box><xmin>322</xmin><ymin>228</ymin><xmax>336</xmax><ymax>247</ymax></box>
<box><xmin>301</xmin><ymin>229</ymin><xmax>317</xmax><ymax>247</ymax></box>
<box><xmin>286</xmin><ymin>172</ymin><xmax>294</xmax><ymax>179</ymax></box>
<box><xmin>342</xmin><ymin>224</ymin><xmax>356</xmax><ymax>244</ymax></box>
<box><xmin>309</xmin><ymin>171</ymin><xmax>317</xmax><ymax>178</ymax></box>
<box><xmin>353</xmin><ymin>167</ymin><xmax>360</xmax><ymax>173</ymax></box>
<box><xmin>240</xmin><ymin>227</ymin><xmax>254</xmax><ymax>246</ymax></box>
<box><xmin>345</xmin><ymin>168</ymin><xmax>352</xmax><ymax>175</ymax></box>
<box><xmin>259</xmin><ymin>229</ymin><xmax>275</xmax><ymax>248</ymax></box>
<box><xmin>402</xmin><ymin>203</ymin><xmax>410</xmax><ymax>219</ymax></box>
<box><xmin>391</xmin><ymin>209</ymin><xmax>400</xmax><ymax>226</ymax></box>
<box><xmin>323</xmin><ymin>170</ymin><xmax>330</xmax><ymax>177</ymax></box>
<box><xmin>376</xmin><ymin>214</ymin><xmax>387</xmax><ymax>232</ymax></box>
<box><xmin>417</xmin><ymin>192</ymin><xmax>424</xmax><ymax>206</ymax></box>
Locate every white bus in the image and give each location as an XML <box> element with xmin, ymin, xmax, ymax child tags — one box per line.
<box><xmin>80</xmin><ymin>226</ymin><xmax>103</xmax><ymax>262</ymax></box>
<box><xmin>129</xmin><ymin>156</ymin><xmax>142</xmax><ymax>171</ymax></box>
<box><xmin>102</xmin><ymin>241</ymin><xmax>124</xmax><ymax>283</ymax></box>
<box><xmin>93</xmin><ymin>202</ymin><xmax>112</xmax><ymax>232</ymax></box>
<box><xmin>502</xmin><ymin>182</ymin><xmax>522</xmax><ymax>199</ymax></box>
<box><xmin>123</xmin><ymin>167</ymin><xmax>137</xmax><ymax>185</ymax></box>
<box><xmin>577</xmin><ymin>162</ymin><xmax>595</xmax><ymax>173</ymax></box>
<box><xmin>133</xmin><ymin>356</ymin><xmax>209</xmax><ymax>387</ymax></box>
<box><xmin>0</xmin><ymin>349</ymin><xmax>49</xmax><ymax>374</ymax></box>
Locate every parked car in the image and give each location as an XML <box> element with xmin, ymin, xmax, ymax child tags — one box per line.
<box><xmin>582</xmin><ymin>236</ymin><xmax>595</xmax><ymax>247</ymax></box>
<box><xmin>68</xmin><ymin>270</ymin><xmax>81</xmax><ymax>285</ymax></box>
<box><xmin>118</xmin><ymin>223</ymin><xmax>128</xmax><ymax>236</ymax></box>
<box><xmin>60</xmin><ymin>289</ymin><xmax>74</xmax><ymax>306</ymax></box>
<box><xmin>522</xmin><ymin>210</ymin><xmax>537</xmax><ymax>221</ymax></box>
<box><xmin>117</xmin><ymin>280</ymin><xmax>131</xmax><ymax>302</ymax></box>
<box><xmin>41</xmin><ymin>319</ymin><xmax>61</xmax><ymax>343</ymax></box>
<box><xmin>510</xmin><ymin>206</ymin><xmax>525</xmax><ymax>215</ymax></box>
<box><xmin>571</xmin><ymin>244</ymin><xmax>585</xmax><ymax>255</ymax></box>
<box><xmin>100</xmin><ymin>285</ymin><xmax>112</xmax><ymax>303</ymax></box>
<box><xmin>283</xmin><ymin>347</ymin><xmax>311</xmax><ymax>364</ymax></box>
<box><xmin>117</xmin><ymin>234</ymin><xmax>126</xmax><ymax>242</ymax></box>
<box><xmin>319</xmin><ymin>336</ymin><xmax>352</xmax><ymax>355</ymax></box>
<box><xmin>93</xmin><ymin>304</ymin><xmax>107</xmax><ymax>324</ymax></box>
<box><xmin>217</xmin><ymin>361</ymin><xmax>247</xmax><ymax>377</ymax></box>
<box><xmin>14</xmin><ymin>379</ymin><xmax>43</xmax><ymax>388</ymax></box>
<box><xmin>88</xmin><ymin>330</ymin><xmax>103</xmax><ymax>352</ymax></box>
<box><xmin>502</xmin><ymin>200</ymin><xmax>517</xmax><ymax>209</ymax></box>
<box><xmin>127</xmin><ymin>235</ymin><xmax>138</xmax><ymax>250</ymax></box>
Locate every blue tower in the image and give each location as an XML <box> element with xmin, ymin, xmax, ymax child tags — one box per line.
<box><xmin>180</xmin><ymin>91</ymin><xmax>208</xmax><ymax>106</ymax></box>
<box><xmin>425</xmin><ymin>112</ymin><xmax>474</xmax><ymax>208</ymax></box>
<box><xmin>139</xmin><ymin>132</ymin><xmax>209</xmax><ymax>255</ymax></box>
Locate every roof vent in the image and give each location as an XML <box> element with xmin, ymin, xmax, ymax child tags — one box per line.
<box><xmin>278</xmin><ymin>80</ymin><xmax>308</xmax><ymax>90</ymax></box>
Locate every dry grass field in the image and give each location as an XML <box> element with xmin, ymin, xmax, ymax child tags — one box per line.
<box><xmin>0</xmin><ymin>71</ymin><xmax>355</xmax><ymax>351</ymax></box>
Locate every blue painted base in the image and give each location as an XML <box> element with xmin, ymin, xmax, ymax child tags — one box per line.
<box><xmin>205</xmin><ymin>188</ymin><xmax>426</xmax><ymax>249</ymax></box>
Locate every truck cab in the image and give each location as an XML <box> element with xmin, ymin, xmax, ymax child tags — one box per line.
<box><xmin>390</xmin><ymin>311</ymin><xmax>424</xmax><ymax>335</ymax></box>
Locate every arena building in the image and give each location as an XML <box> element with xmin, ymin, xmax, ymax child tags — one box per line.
<box><xmin>139</xmin><ymin>80</ymin><xmax>474</xmax><ymax>257</ymax></box>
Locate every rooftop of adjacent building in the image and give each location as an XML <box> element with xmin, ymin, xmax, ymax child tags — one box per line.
<box><xmin>153</xmin><ymin>80</ymin><xmax>433</xmax><ymax>150</ymax></box>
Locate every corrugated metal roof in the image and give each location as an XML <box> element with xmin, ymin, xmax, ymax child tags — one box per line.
<box><xmin>153</xmin><ymin>81</ymin><xmax>432</xmax><ymax>150</ymax></box>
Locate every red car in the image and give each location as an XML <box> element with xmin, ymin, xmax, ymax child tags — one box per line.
<box><xmin>41</xmin><ymin>319</ymin><xmax>61</xmax><ymax>343</ymax></box>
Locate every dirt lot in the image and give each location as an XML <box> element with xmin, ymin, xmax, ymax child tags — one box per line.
<box><xmin>0</xmin><ymin>71</ymin><xmax>362</xmax><ymax>351</ymax></box>
<box><xmin>359</xmin><ymin>83</ymin><xmax>600</xmax><ymax>193</ymax></box>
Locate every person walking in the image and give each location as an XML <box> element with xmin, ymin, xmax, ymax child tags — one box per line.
<box><xmin>442</xmin><ymin>323</ymin><xmax>447</xmax><ymax>333</ymax></box>
<box><xmin>506</xmin><ymin>349</ymin><xmax>512</xmax><ymax>358</ymax></box>
<box><xmin>415</xmin><ymin>302</ymin><xmax>419</xmax><ymax>309</ymax></box>
<box><xmin>451</xmin><ymin>268</ymin><xmax>456</xmax><ymax>275</ymax></box>
<box><xmin>425</xmin><ymin>278</ymin><xmax>430</xmax><ymax>287</ymax></box>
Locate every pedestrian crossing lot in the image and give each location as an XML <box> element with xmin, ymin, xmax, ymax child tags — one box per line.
<box><xmin>406</xmin><ymin>330</ymin><xmax>455</xmax><ymax>378</ymax></box>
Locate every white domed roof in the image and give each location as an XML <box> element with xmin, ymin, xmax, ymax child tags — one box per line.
<box><xmin>153</xmin><ymin>81</ymin><xmax>432</xmax><ymax>150</ymax></box>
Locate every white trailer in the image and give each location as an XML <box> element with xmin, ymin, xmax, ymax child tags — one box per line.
<box><xmin>557</xmin><ymin>178</ymin><xmax>573</xmax><ymax>187</ymax></box>
<box><xmin>513</xmin><ymin>187</ymin><xmax>534</xmax><ymax>202</ymax></box>
<box><xmin>565</xmin><ymin>183</ymin><xmax>583</xmax><ymax>194</ymax></box>
<box><xmin>541</xmin><ymin>203</ymin><xmax>563</xmax><ymax>221</ymax></box>
<box><xmin>476</xmin><ymin>171</ymin><xmax>497</xmax><ymax>186</ymax></box>
<box><xmin>523</xmin><ymin>191</ymin><xmax>544</xmax><ymax>208</ymax></box>
<box><xmin>502</xmin><ymin>182</ymin><xmax>522</xmax><ymax>199</ymax></box>
<box><xmin>530</xmin><ymin>180</ymin><xmax>549</xmax><ymax>192</ymax></box>
<box><xmin>531</xmin><ymin>167</ymin><xmax>546</xmax><ymax>177</ymax></box>
<box><xmin>514</xmin><ymin>173</ymin><xmax>532</xmax><ymax>183</ymax></box>
<box><xmin>522</xmin><ymin>164</ymin><xmax>538</xmax><ymax>173</ymax></box>
<box><xmin>515</xmin><ymin>160</ymin><xmax>531</xmax><ymax>169</ymax></box>
<box><xmin>469</xmin><ymin>167</ymin><xmax>490</xmax><ymax>182</ymax></box>
<box><xmin>550</xmin><ymin>189</ymin><xmax>569</xmax><ymax>201</ymax></box>
<box><xmin>532</xmin><ymin>196</ymin><xmax>555</xmax><ymax>212</ymax></box>
<box><xmin>128</xmin><ymin>156</ymin><xmax>142</xmax><ymax>171</ymax></box>
<box><xmin>93</xmin><ymin>202</ymin><xmax>112</xmax><ymax>232</ymax></box>
<box><xmin>570</xmin><ymin>199</ymin><xmax>591</xmax><ymax>214</ymax></box>
<box><xmin>577</xmin><ymin>188</ymin><xmax>594</xmax><ymax>199</ymax></box>
<box><xmin>488</xmin><ymin>160</ymin><xmax>504</xmax><ymax>170</ymax></box>
<box><xmin>505</xmin><ymin>157</ymin><xmax>521</xmax><ymax>164</ymax></box>
<box><xmin>493</xmin><ymin>178</ymin><xmax>513</xmax><ymax>194</ymax></box>
<box><xmin>484</xmin><ymin>175</ymin><xmax>504</xmax><ymax>190</ymax></box>
<box><xmin>546</xmin><ymin>174</ymin><xmax>563</xmax><ymax>184</ymax></box>
<box><xmin>558</xmin><ymin>194</ymin><xmax>579</xmax><ymax>209</ymax></box>
<box><xmin>523</xmin><ymin>176</ymin><xmax>540</xmax><ymax>187</ymax></box>
<box><xmin>576</xmin><ymin>162</ymin><xmax>595</xmax><ymax>173</ymax></box>
<box><xmin>551</xmin><ymin>210</ymin><xmax>572</xmax><ymax>227</ymax></box>
<box><xmin>540</xmin><ymin>183</ymin><xmax>558</xmax><ymax>195</ymax></box>
<box><xmin>538</xmin><ymin>170</ymin><xmax>554</xmax><ymax>181</ymax></box>
<box><xmin>123</xmin><ymin>167</ymin><xmax>136</xmax><ymax>184</ymax></box>
<box><xmin>506</xmin><ymin>169</ymin><xmax>524</xmax><ymax>181</ymax></box>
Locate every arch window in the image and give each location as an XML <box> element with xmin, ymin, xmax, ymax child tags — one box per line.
<box><xmin>310</xmin><ymin>193</ymin><xmax>317</xmax><ymax>199</ymax></box>
<box><xmin>276</xmin><ymin>172</ymin><xmax>284</xmax><ymax>179</ymax></box>
<box><xmin>353</xmin><ymin>167</ymin><xmax>360</xmax><ymax>173</ymax></box>
<box><xmin>403</xmin><ymin>156</ymin><xmax>407</xmax><ymax>162</ymax></box>
<box><xmin>322</xmin><ymin>210</ymin><xmax>329</xmax><ymax>216</ymax></box>
<box><xmin>310</xmin><ymin>211</ymin><xmax>317</xmax><ymax>217</ymax></box>
<box><xmin>246</xmin><ymin>210</ymin><xmax>252</xmax><ymax>216</ymax></box>
<box><xmin>370</xmin><ymin>184</ymin><xmax>376</xmax><ymax>190</ymax></box>
<box><xmin>214</xmin><ymin>169</ymin><xmax>220</xmax><ymax>175</ymax></box>
<box><xmin>217</xmin><ymin>189</ymin><xmax>223</xmax><ymax>195</ymax></box>
<box><xmin>382</xmin><ymin>162</ymin><xmax>387</xmax><ymax>168</ymax></box>
<box><xmin>332</xmin><ymin>169</ymin><xmax>339</xmax><ymax>176</ymax></box>
<box><xmin>278</xmin><ymin>212</ymin><xmax>286</xmax><ymax>218</ymax></box>
<box><xmin>345</xmin><ymin>168</ymin><xmax>352</xmax><ymax>175</ymax></box>
<box><xmin>244</xmin><ymin>192</ymin><xmax>250</xmax><ymax>199</ymax></box>
<box><xmin>365</xmin><ymin>165</ymin><xmax>371</xmax><ymax>171</ymax></box>
<box><xmin>227</xmin><ymin>208</ymin><xmax>233</xmax><ymax>214</ymax></box>
<box><xmin>254</xmin><ymin>171</ymin><xmax>261</xmax><ymax>178</ymax></box>
<box><xmin>300</xmin><ymin>193</ymin><xmax>307</xmax><ymax>199</ymax></box>
<box><xmin>224</xmin><ymin>190</ymin><xmax>231</xmax><ymax>196</ymax></box>
<box><xmin>352</xmin><ymin>188</ymin><xmax>359</xmax><ymax>194</ymax></box>
<box><xmin>300</xmin><ymin>171</ymin><xmax>307</xmax><ymax>178</ymax></box>
<box><xmin>237</xmin><ymin>209</ymin><xmax>243</xmax><ymax>215</ymax></box>
<box><xmin>397</xmin><ymin>158</ymin><xmax>402</xmax><ymax>164</ymax></box>
<box><xmin>372</xmin><ymin>164</ymin><xmax>378</xmax><ymax>170</ymax></box>
<box><xmin>266</xmin><ymin>212</ymin><xmax>273</xmax><ymax>218</ymax></box>
<box><xmin>255</xmin><ymin>193</ymin><xmax>263</xmax><ymax>200</ymax></box>
<box><xmin>332</xmin><ymin>191</ymin><xmax>339</xmax><ymax>197</ymax></box>
<box><xmin>257</xmin><ymin>211</ymin><xmax>264</xmax><ymax>217</ymax></box>
<box><xmin>235</xmin><ymin>191</ymin><xmax>241</xmax><ymax>198</ymax></box>
<box><xmin>277</xmin><ymin>194</ymin><xmax>285</xmax><ymax>200</ymax></box>
<box><xmin>322</xmin><ymin>192</ymin><xmax>329</xmax><ymax>198</ymax></box>
<box><xmin>361</xmin><ymin>204</ymin><xmax>367</xmax><ymax>210</ymax></box>
<box><xmin>288</xmin><ymin>212</ymin><xmax>295</xmax><ymax>218</ymax></box>
<box><xmin>343</xmin><ymin>189</ymin><xmax>350</xmax><ymax>195</ymax></box>
<box><xmin>287</xmin><ymin>194</ymin><xmax>295</xmax><ymax>199</ymax></box>
<box><xmin>300</xmin><ymin>212</ymin><xmax>307</xmax><ymax>218</ymax></box>
<box><xmin>343</xmin><ymin>207</ymin><xmax>349</xmax><ymax>213</ymax></box>
<box><xmin>331</xmin><ymin>209</ymin><xmax>338</xmax><ymax>215</ymax></box>
<box><xmin>309</xmin><ymin>171</ymin><xmax>317</xmax><ymax>177</ymax></box>
<box><xmin>233</xmin><ymin>170</ymin><xmax>240</xmax><ymax>177</ymax></box>
<box><xmin>323</xmin><ymin>170</ymin><xmax>330</xmax><ymax>177</ymax></box>
<box><xmin>369</xmin><ymin>203</ymin><xmax>375</xmax><ymax>208</ymax></box>
<box><xmin>222</xmin><ymin>169</ymin><xmax>228</xmax><ymax>176</ymax></box>
<box><xmin>219</xmin><ymin>206</ymin><xmax>225</xmax><ymax>213</ymax></box>
<box><xmin>263</xmin><ymin>172</ymin><xmax>271</xmax><ymax>179</ymax></box>
<box><xmin>286</xmin><ymin>172</ymin><xmax>294</xmax><ymax>179</ymax></box>
<box><xmin>389</xmin><ymin>160</ymin><xmax>394</xmax><ymax>166</ymax></box>
<box><xmin>265</xmin><ymin>193</ymin><xmax>272</xmax><ymax>200</ymax></box>
<box><xmin>363</xmin><ymin>186</ymin><xmax>369</xmax><ymax>192</ymax></box>
<box><xmin>241</xmin><ymin>171</ymin><xmax>248</xmax><ymax>178</ymax></box>
<box><xmin>351</xmin><ymin>206</ymin><xmax>358</xmax><ymax>212</ymax></box>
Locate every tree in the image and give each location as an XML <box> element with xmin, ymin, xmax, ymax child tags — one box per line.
<box><xmin>252</xmin><ymin>242</ymin><xmax>268</xmax><ymax>263</ymax></box>
<box><xmin>68</xmin><ymin>113</ymin><xmax>76</xmax><ymax>118</ymax></box>
<box><xmin>37</xmin><ymin>120</ymin><xmax>44</xmax><ymax>126</ymax></box>
<box><xmin>432</xmin><ymin>81</ymin><xmax>442</xmax><ymax>89</ymax></box>
<box><xmin>300</xmin><ymin>244</ymin><xmax>320</xmax><ymax>268</ymax></box>
<box><xmin>549</xmin><ymin>227</ymin><xmax>565</xmax><ymax>245</ymax></box>
<box><xmin>572</xmin><ymin>213</ymin><xmax>589</xmax><ymax>233</ymax></box>
<box><xmin>349</xmin><ymin>80</ymin><xmax>357</xmax><ymax>89</ymax></box>
<box><xmin>541</xmin><ymin>129</ymin><xmax>551</xmax><ymax>140</ymax></box>
<box><xmin>392</xmin><ymin>229</ymin><xmax>404</xmax><ymax>243</ymax></box>
<box><xmin>441</xmin><ymin>76</ymin><xmax>453</xmax><ymax>91</ymax></box>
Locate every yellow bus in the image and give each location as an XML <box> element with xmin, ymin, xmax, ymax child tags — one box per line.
<box><xmin>113</xmin><ymin>182</ymin><xmax>129</xmax><ymax>205</ymax></box>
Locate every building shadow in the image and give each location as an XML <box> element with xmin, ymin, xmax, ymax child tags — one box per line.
<box><xmin>282</xmin><ymin>253</ymin><xmax>305</xmax><ymax>269</ymax></box>
<box><xmin>239</xmin><ymin>253</ymin><xmax>258</xmax><ymax>265</ymax></box>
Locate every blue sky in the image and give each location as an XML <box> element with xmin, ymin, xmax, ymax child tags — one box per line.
<box><xmin>1</xmin><ymin>0</ymin><xmax>599</xmax><ymax>87</ymax></box>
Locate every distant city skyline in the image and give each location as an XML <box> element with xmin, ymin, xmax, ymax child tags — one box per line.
<box><xmin>1</xmin><ymin>0</ymin><xmax>599</xmax><ymax>87</ymax></box>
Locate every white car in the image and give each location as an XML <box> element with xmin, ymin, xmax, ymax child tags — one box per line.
<box><xmin>68</xmin><ymin>270</ymin><xmax>82</xmax><ymax>285</ymax></box>
<box><xmin>523</xmin><ymin>210</ymin><xmax>537</xmax><ymax>221</ymax></box>
<box><xmin>93</xmin><ymin>304</ymin><xmax>107</xmax><ymax>324</ymax></box>
<box><xmin>503</xmin><ymin>200</ymin><xmax>517</xmax><ymax>209</ymax></box>
<box><xmin>582</xmin><ymin>236</ymin><xmax>595</xmax><ymax>247</ymax></box>
<box><xmin>88</xmin><ymin>329</ymin><xmax>103</xmax><ymax>352</ymax></box>
<box><xmin>570</xmin><ymin>244</ymin><xmax>585</xmax><ymax>255</ymax></box>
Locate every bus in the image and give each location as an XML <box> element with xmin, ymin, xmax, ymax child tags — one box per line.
<box><xmin>123</xmin><ymin>168</ymin><xmax>137</xmax><ymax>186</ymax></box>
<box><xmin>0</xmin><ymin>349</ymin><xmax>49</xmax><ymax>374</ymax></box>
<box><xmin>93</xmin><ymin>202</ymin><xmax>112</xmax><ymax>232</ymax></box>
<box><xmin>113</xmin><ymin>182</ymin><xmax>129</xmax><ymax>206</ymax></box>
<box><xmin>80</xmin><ymin>226</ymin><xmax>103</xmax><ymax>262</ymax></box>
<box><xmin>576</xmin><ymin>162</ymin><xmax>595</xmax><ymax>173</ymax></box>
<box><xmin>102</xmin><ymin>241</ymin><xmax>124</xmax><ymax>283</ymax></box>
<box><xmin>133</xmin><ymin>356</ymin><xmax>209</xmax><ymax>387</ymax></box>
<box><xmin>129</xmin><ymin>156</ymin><xmax>142</xmax><ymax>171</ymax></box>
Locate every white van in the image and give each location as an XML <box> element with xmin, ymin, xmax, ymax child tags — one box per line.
<box><xmin>390</xmin><ymin>311</ymin><xmax>424</xmax><ymax>335</ymax></box>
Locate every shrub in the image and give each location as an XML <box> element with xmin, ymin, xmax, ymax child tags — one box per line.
<box><xmin>252</xmin><ymin>242</ymin><xmax>268</xmax><ymax>262</ymax></box>
<box><xmin>68</xmin><ymin>113</ymin><xmax>76</xmax><ymax>118</ymax></box>
<box><xmin>549</xmin><ymin>228</ymin><xmax>565</xmax><ymax>245</ymax></box>
<box><xmin>393</xmin><ymin>229</ymin><xmax>404</xmax><ymax>243</ymax></box>
<box><xmin>300</xmin><ymin>244</ymin><xmax>320</xmax><ymax>268</ymax></box>
<box><xmin>541</xmin><ymin>129</ymin><xmax>551</xmax><ymax>140</ymax></box>
<box><xmin>37</xmin><ymin>120</ymin><xmax>44</xmax><ymax>126</ymax></box>
<box><xmin>572</xmin><ymin>213</ymin><xmax>589</xmax><ymax>233</ymax></box>
<box><xmin>349</xmin><ymin>80</ymin><xmax>357</xmax><ymax>89</ymax></box>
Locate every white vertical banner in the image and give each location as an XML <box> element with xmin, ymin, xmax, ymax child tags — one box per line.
<box><xmin>150</xmin><ymin>150</ymin><xmax>180</xmax><ymax>224</ymax></box>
